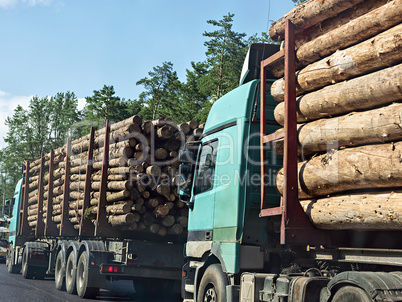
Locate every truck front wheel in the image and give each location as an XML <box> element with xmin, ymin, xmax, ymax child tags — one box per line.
<box><xmin>76</xmin><ymin>251</ymin><xmax>99</xmax><ymax>298</ymax></box>
<box><xmin>197</xmin><ymin>264</ymin><xmax>228</xmax><ymax>302</ymax></box>
<box><xmin>6</xmin><ymin>245</ymin><xmax>20</xmax><ymax>274</ymax></box>
<box><xmin>65</xmin><ymin>252</ymin><xmax>77</xmax><ymax>294</ymax></box>
<box><xmin>55</xmin><ymin>252</ymin><xmax>66</xmax><ymax>291</ymax></box>
<box><xmin>21</xmin><ymin>248</ymin><xmax>34</xmax><ymax>279</ymax></box>
<box><xmin>332</xmin><ymin>286</ymin><xmax>372</xmax><ymax>302</ymax></box>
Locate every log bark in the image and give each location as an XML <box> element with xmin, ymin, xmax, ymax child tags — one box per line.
<box><xmin>108</xmin><ymin>213</ymin><xmax>135</xmax><ymax>227</ymax></box>
<box><xmin>274</xmin><ymin>103</ymin><xmax>402</xmax><ymax>157</ymax></box>
<box><xmin>105</xmin><ymin>190</ymin><xmax>130</xmax><ymax>202</ymax></box>
<box><xmin>168</xmin><ymin>224</ymin><xmax>184</xmax><ymax>235</ymax></box>
<box><xmin>178</xmin><ymin>123</ymin><xmax>191</xmax><ymax>134</ymax></box>
<box><xmin>187</xmin><ymin>120</ymin><xmax>198</xmax><ymax>130</ymax></box>
<box><xmin>269</xmin><ymin>0</ymin><xmax>364</xmax><ymax>41</ymax></box>
<box><xmin>271</xmin><ymin>23</ymin><xmax>402</xmax><ymax>102</ymax></box>
<box><xmin>274</xmin><ymin>64</ymin><xmax>402</xmax><ymax>125</ymax></box>
<box><xmin>146</xmin><ymin>165</ymin><xmax>161</xmax><ymax>177</ymax></box>
<box><xmin>300</xmin><ymin>190</ymin><xmax>402</xmax><ymax>230</ymax></box>
<box><xmin>91</xmin><ymin>180</ymin><xmax>132</xmax><ymax>191</ymax></box>
<box><xmin>270</xmin><ymin>0</ymin><xmax>402</xmax><ymax>77</ymax></box>
<box><xmin>154</xmin><ymin>148</ymin><xmax>168</xmax><ymax>160</ymax></box>
<box><xmin>276</xmin><ymin>141</ymin><xmax>402</xmax><ymax>199</ymax></box>
<box><xmin>294</xmin><ymin>0</ymin><xmax>388</xmax><ymax>48</ymax></box>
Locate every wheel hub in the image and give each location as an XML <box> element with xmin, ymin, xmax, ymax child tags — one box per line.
<box><xmin>204</xmin><ymin>286</ymin><xmax>217</xmax><ymax>302</ymax></box>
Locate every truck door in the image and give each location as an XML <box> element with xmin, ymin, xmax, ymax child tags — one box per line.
<box><xmin>187</xmin><ymin>139</ymin><xmax>219</xmax><ymax>238</ymax></box>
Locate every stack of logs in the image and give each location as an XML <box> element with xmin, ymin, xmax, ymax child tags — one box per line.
<box><xmin>26</xmin><ymin>115</ymin><xmax>204</xmax><ymax>238</ymax></box>
<box><xmin>269</xmin><ymin>0</ymin><xmax>402</xmax><ymax>230</ymax></box>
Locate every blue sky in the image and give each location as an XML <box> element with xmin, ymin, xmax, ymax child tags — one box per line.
<box><xmin>0</xmin><ymin>0</ymin><xmax>295</xmax><ymax>147</ymax></box>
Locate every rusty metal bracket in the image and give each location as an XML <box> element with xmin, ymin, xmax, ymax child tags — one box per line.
<box><xmin>79</xmin><ymin>127</ymin><xmax>95</xmax><ymax>237</ymax></box>
<box><xmin>60</xmin><ymin>139</ymin><xmax>77</xmax><ymax>236</ymax></box>
<box><xmin>260</xmin><ymin>20</ymin><xmax>329</xmax><ymax>246</ymax></box>
<box><xmin>95</xmin><ymin>120</ymin><xmax>119</xmax><ymax>238</ymax></box>
<box><xmin>19</xmin><ymin>161</ymin><xmax>31</xmax><ymax>237</ymax></box>
<box><xmin>44</xmin><ymin>149</ymin><xmax>58</xmax><ymax>237</ymax></box>
<box><xmin>35</xmin><ymin>153</ymin><xmax>45</xmax><ymax>236</ymax></box>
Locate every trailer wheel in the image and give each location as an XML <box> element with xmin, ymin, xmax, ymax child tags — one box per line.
<box><xmin>55</xmin><ymin>252</ymin><xmax>66</xmax><ymax>291</ymax></box>
<box><xmin>21</xmin><ymin>248</ymin><xmax>34</xmax><ymax>279</ymax></box>
<box><xmin>6</xmin><ymin>245</ymin><xmax>20</xmax><ymax>274</ymax></box>
<box><xmin>197</xmin><ymin>264</ymin><xmax>228</xmax><ymax>302</ymax></box>
<box><xmin>76</xmin><ymin>251</ymin><xmax>99</xmax><ymax>298</ymax></box>
<box><xmin>332</xmin><ymin>286</ymin><xmax>372</xmax><ymax>302</ymax></box>
<box><xmin>65</xmin><ymin>252</ymin><xmax>77</xmax><ymax>294</ymax></box>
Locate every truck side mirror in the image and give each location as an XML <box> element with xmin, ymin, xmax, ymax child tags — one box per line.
<box><xmin>178</xmin><ymin>164</ymin><xmax>193</xmax><ymax>207</ymax></box>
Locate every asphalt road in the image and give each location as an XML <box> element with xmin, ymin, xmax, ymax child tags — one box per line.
<box><xmin>0</xmin><ymin>262</ymin><xmax>179</xmax><ymax>302</ymax></box>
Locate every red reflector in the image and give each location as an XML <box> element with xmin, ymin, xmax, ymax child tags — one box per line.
<box><xmin>155</xmin><ymin>262</ymin><xmax>164</xmax><ymax>266</ymax></box>
<box><xmin>128</xmin><ymin>260</ymin><xmax>136</xmax><ymax>264</ymax></box>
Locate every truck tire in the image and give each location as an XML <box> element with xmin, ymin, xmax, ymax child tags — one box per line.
<box><xmin>65</xmin><ymin>252</ymin><xmax>77</xmax><ymax>294</ymax></box>
<box><xmin>197</xmin><ymin>264</ymin><xmax>228</xmax><ymax>302</ymax></box>
<box><xmin>55</xmin><ymin>252</ymin><xmax>66</xmax><ymax>291</ymax></box>
<box><xmin>332</xmin><ymin>286</ymin><xmax>372</xmax><ymax>302</ymax></box>
<box><xmin>21</xmin><ymin>248</ymin><xmax>34</xmax><ymax>279</ymax></box>
<box><xmin>6</xmin><ymin>246</ymin><xmax>20</xmax><ymax>274</ymax></box>
<box><xmin>76</xmin><ymin>251</ymin><xmax>99</xmax><ymax>298</ymax></box>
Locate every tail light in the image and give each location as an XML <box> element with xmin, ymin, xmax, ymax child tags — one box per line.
<box><xmin>100</xmin><ymin>264</ymin><xmax>123</xmax><ymax>274</ymax></box>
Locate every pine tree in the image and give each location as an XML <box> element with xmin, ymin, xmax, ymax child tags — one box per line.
<box><xmin>202</xmin><ymin>13</ymin><xmax>247</xmax><ymax>100</ymax></box>
<box><xmin>136</xmin><ymin>62</ymin><xmax>182</xmax><ymax>121</ymax></box>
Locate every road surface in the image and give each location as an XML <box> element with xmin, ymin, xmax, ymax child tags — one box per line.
<box><xmin>0</xmin><ymin>262</ymin><xmax>178</xmax><ymax>301</ymax></box>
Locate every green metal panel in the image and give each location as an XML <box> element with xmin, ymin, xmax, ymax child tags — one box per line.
<box><xmin>8</xmin><ymin>178</ymin><xmax>23</xmax><ymax>247</ymax></box>
<box><xmin>203</xmin><ymin>81</ymin><xmax>257</xmax><ymax>133</ymax></box>
<box><xmin>187</xmin><ymin>79</ymin><xmax>283</xmax><ymax>274</ymax></box>
<box><xmin>188</xmin><ymin>82</ymin><xmax>258</xmax><ymax>234</ymax></box>
<box><xmin>219</xmin><ymin>242</ymin><xmax>240</xmax><ymax>273</ymax></box>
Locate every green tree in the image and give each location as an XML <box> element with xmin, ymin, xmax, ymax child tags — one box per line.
<box><xmin>49</xmin><ymin>91</ymin><xmax>81</xmax><ymax>147</ymax></box>
<box><xmin>136</xmin><ymin>62</ymin><xmax>182</xmax><ymax>120</ymax></box>
<box><xmin>81</xmin><ymin>85</ymin><xmax>131</xmax><ymax>133</ymax></box>
<box><xmin>202</xmin><ymin>13</ymin><xmax>247</xmax><ymax>100</ymax></box>
<box><xmin>1</xmin><ymin>92</ymin><xmax>81</xmax><ymax>198</ymax></box>
<box><xmin>180</xmin><ymin>61</ymin><xmax>211</xmax><ymax>123</ymax></box>
<box><xmin>291</xmin><ymin>0</ymin><xmax>308</xmax><ymax>4</ymax></box>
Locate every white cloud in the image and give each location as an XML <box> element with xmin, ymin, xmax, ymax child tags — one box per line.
<box><xmin>22</xmin><ymin>0</ymin><xmax>52</xmax><ymax>6</ymax></box>
<box><xmin>0</xmin><ymin>0</ymin><xmax>52</xmax><ymax>9</ymax></box>
<box><xmin>0</xmin><ymin>91</ymin><xmax>32</xmax><ymax>149</ymax></box>
<box><xmin>0</xmin><ymin>0</ymin><xmax>18</xmax><ymax>9</ymax></box>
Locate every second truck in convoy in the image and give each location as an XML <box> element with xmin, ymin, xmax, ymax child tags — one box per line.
<box><xmin>178</xmin><ymin>40</ymin><xmax>402</xmax><ymax>301</ymax></box>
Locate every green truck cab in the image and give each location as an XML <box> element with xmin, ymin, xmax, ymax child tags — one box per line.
<box><xmin>179</xmin><ymin>43</ymin><xmax>402</xmax><ymax>302</ymax></box>
<box><xmin>180</xmin><ymin>44</ymin><xmax>283</xmax><ymax>301</ymax></box>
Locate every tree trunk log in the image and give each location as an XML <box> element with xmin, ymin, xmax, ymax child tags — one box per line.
<box><xmin>271</xmin><ymin>23</ymin><xmax>402</xmax><ymax>102</ymax></box>
<box><xmin>294</xmin><ymin>0</ymin><xmax>389</xmax><ymax>48</ymax></box>
<box><xmin>269</xmin><ymin>0</ymin><xmax>364</xmax><ymax>41</ymax></box>
<box><xmin>274</xmin><ymin>64</ymin><xmax>402</xmax><ymax>125</ymax></box>
<box><xmin>300</xmin><ymin>190</ymin><xmax>402</xmax><ymax>230</ymax></box>
<box><xmin>273</xmin><ymin>103</ymin><xmax>402</xmax><ymax>157</ymax></box>
<box><xmin>108</xmin><ymin>213</ymin><xmax>135</xmax><ymax>227</ymax></box>
<box><xmin>270</xmin><ymin>0</ymin><xmax>402</xmax><ymax>78</ymax></box>
<box><xmin>276</xmin><ymin>141</ymin><xmax>402</xmax><ymax>199</ymax></box>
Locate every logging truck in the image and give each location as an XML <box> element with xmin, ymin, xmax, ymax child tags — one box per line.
<box><xmin>178</xmin><ymin>8</ymin><xmax>402</xmax><ymax>300</ymax></box>
<box><xmin>6</xmin><ymin>175</ymin><xmax>184</xmax><ymax>299</ymax></box>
